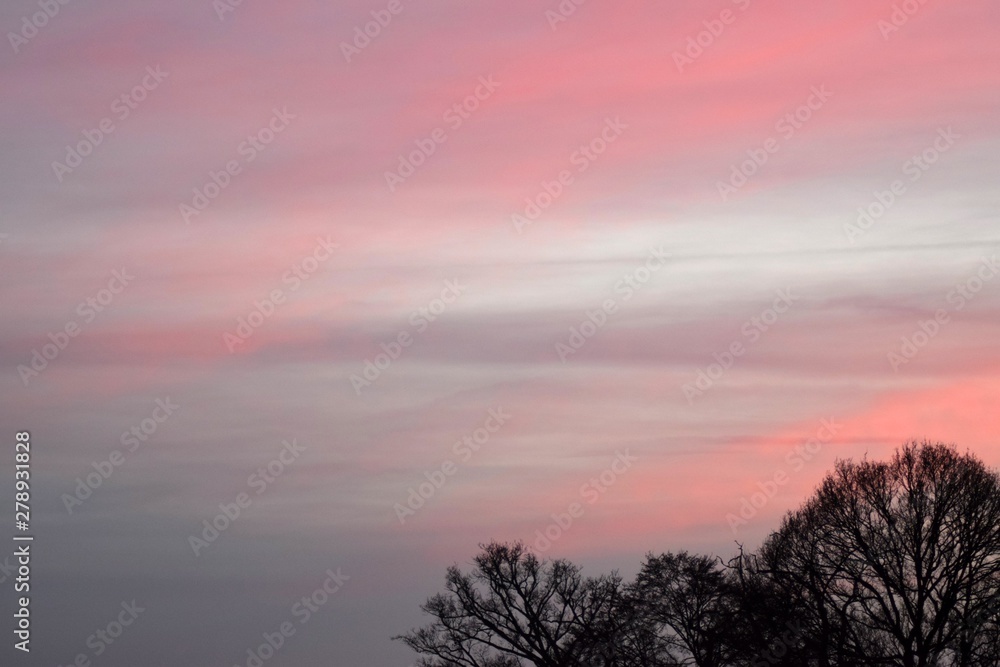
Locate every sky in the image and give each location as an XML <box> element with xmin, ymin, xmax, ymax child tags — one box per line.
<box><xmin>1</xmin><ymin>0</ymin><xmax>999</xmax><ymax>665</ymax></box>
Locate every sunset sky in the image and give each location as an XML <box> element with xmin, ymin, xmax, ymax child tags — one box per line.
<box><xmin>2</xmin><ymin>0</ymin><xmax>1000</xmax><ymax>665</ymax></box>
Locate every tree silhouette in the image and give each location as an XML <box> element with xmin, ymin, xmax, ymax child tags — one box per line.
<box><xmin>397</xmin><ymin>441</ymin><xmax>1000</xmax><ymax>667</ymax></box>
<box><xmin>394</xmin><ymin>541</ymin><xmax>627</xmax><ymax>666</ymax></box>
<box><xmin>757</xmin><ymin>441</ymin><xmax>1000</xmax><ymax>667</ymax></box>
<box><xmin>629</xmin><ymin>551</ymin><xmax>737</xmax><ymax>666</ymax></box>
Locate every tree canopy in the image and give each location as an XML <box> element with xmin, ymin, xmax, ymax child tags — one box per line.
<box><xmin>397</xmin><ymin>441</ymin><xmax>1000</xmax><ymax>667</ymax></box>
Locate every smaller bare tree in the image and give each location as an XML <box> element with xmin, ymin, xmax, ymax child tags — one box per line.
<box><xmin>629</xmin><ymin>551</ymin><xmax>737</xmax><ymax>667</ymax></box>
<box><xmin>394</xmin><ymin>541</ymin><xmax>627</xmax><ymax>667</ymax></box>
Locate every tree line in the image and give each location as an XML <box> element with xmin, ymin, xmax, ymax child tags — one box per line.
<box><xmin>395</xmin><ymin>441</ymin><xmax>1000</xmax><ymax>667</ymax></box>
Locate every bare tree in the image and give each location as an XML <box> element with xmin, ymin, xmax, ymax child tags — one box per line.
<box><xmin>756</xmin><ymin>441</ymin><xmax>1000</xmax><ymax>667</ymax></box>
<box><xmin>398</xmin><ymin>442</ymin><xmax>1000</xmax><ymax>667</ymax></box>
<box><xmin>394</xmin><ymin>541</ymin><xmax>628</xmax><ymax>667</ymax></box>
<box><xmin>726</xmin><ymin>545</ymin><xmax>815</xmax><ymax>667</ymax></box>
<box><xmin>629</xmin><ymin>551</ymin><xmax>737</xmax><ymax>667</ymax></box>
